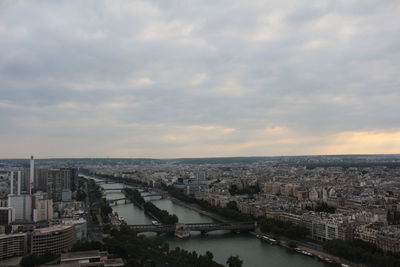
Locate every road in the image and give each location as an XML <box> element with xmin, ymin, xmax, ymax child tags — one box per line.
<box><xmin>80</xmin><ymin>177</ymin><xmax>104</xmax><ymax>243</ymax></box>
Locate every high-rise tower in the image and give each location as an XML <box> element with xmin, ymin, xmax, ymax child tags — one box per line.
<box><xmin>30</xmin><ymin>156</ymin><xmax>34</xmax><ymax>194</ymax></box>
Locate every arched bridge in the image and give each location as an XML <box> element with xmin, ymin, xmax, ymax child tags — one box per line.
<box><xmin>127</xmin><ymin>221</ymin><xmax>256</xmax><ymax>234</ymax></box>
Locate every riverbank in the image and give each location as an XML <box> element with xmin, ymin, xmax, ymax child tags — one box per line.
<box><xmin>94</xmin><ymin>176</ymin><xmax>356</xmax><ymax>267</ymax></box>
<box><xmin>159</xmin><ymin>188</ymin><xmax>364</xmax><ymax>267</ymax></box>
<box><xmin>249</xmin><ymin>231</ymin><xmax>364</xmax><ymax>267</ymax></box>
<box><xmin>96</xmin><ymin>178</ymin><xmax>327</xmax><ymax>267</ymax></box>
<box><xmin>169</xmin><ymin>195</ymin><xmax>229</xmax><ymax>223</ymax></box>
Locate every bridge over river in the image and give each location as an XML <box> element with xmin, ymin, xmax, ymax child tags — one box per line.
<box><xmin>107</xmin><ymin>193</ymin><xmax>163</xmax><ymax>205</ymax></box>
<box><xmin>128</xmin><ymin>221</ymin><xmax>256</xmax><ymax>234</ymax></box>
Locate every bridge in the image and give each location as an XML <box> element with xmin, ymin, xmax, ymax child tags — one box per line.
<box><xmin>103</xmin><ymin>188</ymin><xmax>162</xmax><ymax>198</ymax></box>
<box><xmin>102</xmin><ymin>188</ymin><xmax>146</xmax><ymax>193</ymax></box>
<box><xmin>127</xmin><ymin>221</ymin><xmax>256</xmax><ymax>234</ymax></box>
<box><xmin>107</xmin><ymin>198</ymin><xmax>132</xmax><ymax>205</ymax></box>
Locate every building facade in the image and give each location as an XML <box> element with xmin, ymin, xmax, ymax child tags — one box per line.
<box><xmin>33</xmin><ymin>192</ymin><xmax>53</xmax><ymax>222</ymax></box>
<box><xmin>31</xmin><ymin>225</ymin><xmax>75</xmax><ymax>256</ymax></box>
<box><xmin>7</xmin><ymin>194</ymin><xmax>32</xmax><ymax>222</ymax></box>
<box><xmin>0</xmin><ymin>233</ymin><xmax>27</xmax><ymax>260</ymax></box>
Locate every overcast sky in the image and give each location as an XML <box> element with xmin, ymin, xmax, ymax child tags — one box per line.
<box><xmin>0</xmin><ymin>0</ymin><xmax>399</xmax><ymax>158</ymax></box>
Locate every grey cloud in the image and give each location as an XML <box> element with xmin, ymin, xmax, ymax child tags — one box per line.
<box><xmin>0</xmin><ymin>0</ymin><xmax>399</xmax><ymax>157</ymax></box>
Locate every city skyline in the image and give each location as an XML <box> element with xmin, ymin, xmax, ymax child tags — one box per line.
<box><xmin>1</xmin><ymin>0</ymin><xmax>399</xmax><ymax>158</ymax></box>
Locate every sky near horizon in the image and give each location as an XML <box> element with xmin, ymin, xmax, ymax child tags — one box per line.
<box><xmin>0</xmin><ymin>0</ymin><xmax>399</xmax><ymax>158</ymax></box>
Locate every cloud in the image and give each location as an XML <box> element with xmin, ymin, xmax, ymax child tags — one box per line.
<box><xmin>311</xmin><ymin>130</ymin><xmax>400</xmax><ymax>155</ymax></box>
<box><xmin>0</xmin><ymin>0</ymin><xmax>399</xmax><ymax>157</ymax></box>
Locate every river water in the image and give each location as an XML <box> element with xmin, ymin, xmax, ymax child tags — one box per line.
<box><xmin>100</xmin><ymin>181</ymin><xmax>325</xmax><ymax>267</ymax></box>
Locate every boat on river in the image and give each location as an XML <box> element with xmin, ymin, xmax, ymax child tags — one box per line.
<box><xmin>300</xmin><ymin>250</ymin><xmax>313</xmax><ymax>257</ymax></box>
<box><xmin>261</xmin><ymin>235</ymin><xmax>278</xmax><ymax>244</ymax></box>
<box><xmin>317</xmin><ymin>255</ymin><xmax>335</xmax><ymax>264</ymax></box>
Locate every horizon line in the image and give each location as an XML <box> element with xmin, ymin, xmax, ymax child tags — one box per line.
<box><xmin>1</xmin><ymin>153</ymin><xmax>400</xmax><ymax>161</ymax></box>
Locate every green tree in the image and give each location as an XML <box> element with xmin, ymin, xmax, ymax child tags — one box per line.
<box><xmin>226</xmin><ymin>201</ymin><xmax>238</xmax><ymax>211</ymax></box>
<box><xmin>20</xmin><ymin>252</ymin><xmax>57</xmax><ymax>267</ymax></box>
<box><xmin>20</xmin><ymin>254</ymin><xmax>36</xmax><ymax>267</ymax></box>
<box><xmin>76</xmin><ymin>190</ymin><xmax>87</xmax><ymax>201</ymax></box>
<box><xmin>226</xmin><ymin>255</ymin><xmax>243</xmax><ymax>267</ymax></box>
<box><xmin>206</xmin><ymin>251</ymin><xmax>214</xmax><ymax>260</ymax></box>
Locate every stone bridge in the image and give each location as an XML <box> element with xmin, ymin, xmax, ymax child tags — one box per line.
<box><xmin>127</xmin><ymin>221</ymin><xmax>256</xmax><ymax>234</ymax></box>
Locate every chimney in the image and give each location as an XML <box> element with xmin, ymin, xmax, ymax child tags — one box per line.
<box><xmin>30</xmin><ymin>155</ymin><xmax>34</xmax><ymax>194</ymax></box>
<box><xmin>17</xmin><ymin>171</ymin><xmax>21</xmax><ymax>195</ymax></box>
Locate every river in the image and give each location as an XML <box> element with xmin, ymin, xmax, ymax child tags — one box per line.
<box><xmin>100</xmin><ymin>181</ymin><xmax>326</xmax><ymax>267</ymax></box>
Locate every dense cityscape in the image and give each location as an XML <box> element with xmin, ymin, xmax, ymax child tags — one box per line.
<box><xmin>1</xmin><ymin>0</ymin><xmax>399</xmax><ymax>266</ymax></box>
<box><xmin>0</xmin><ymin>155</ymin><xmax>399</xmax><ymax>266</ymax></box>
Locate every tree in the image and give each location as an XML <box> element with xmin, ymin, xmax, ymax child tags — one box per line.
<box><xmin>20</xmin><ymin>252</ymin><xmax>57</xmax><ymax>267</ymax></box>
<box><xmin>20</xmin><ymin>254</ymin><xmax>36</xmax><ymax>267</ymax></box>
<box><xmin>76</xmin><ymin>190</ymin><xmax>87</xmax><ymax>201</ymax></box>
<box><xmin>206</xmin><ymin>251</ymin><xmax>214</xmax><ymax>260</ymax></box>
<box><xmin>226</xmin><ymin>255</ymin><xmax>243</xmax><ymax>267</ymax></box>
<box><xmin>226</xmin><ymin>201</ymin><xmax>238</xmax><ymax>211</ymax></box>
<box><xmin>72</xmin><ymin>241</ymin><xmax>103</xmax><ymax>252</ymax></box>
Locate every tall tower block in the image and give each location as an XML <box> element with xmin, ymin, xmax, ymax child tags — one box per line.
<box><xmin>30</xmin><ymin>155</ymin><xmax>34</xmax><ymax>194</ymax></box>
<box><xmin>10</xmin><ymin>171</ymin><xmax>14</xmax><ymax>195</ymax></box>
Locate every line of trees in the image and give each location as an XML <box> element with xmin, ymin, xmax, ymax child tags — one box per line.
<box><xmin>258</xmin><ymin>218</ymin><xmax>309</xmax><ymax>239</ymax></box>
<box><xmin>323</xmin><ymin>239</ymin><xmax>400</xmax><ymax>267</ymax></box>
<box><xmin>98</xmin><ymin>197</ymin><xmax>113</xmax><ymax>223</ymax></box>
<box><xmin>124</xmin><ymin>188</ymin><xmax>178</xmax><ymax>224</ymax></box>
<box><xmin>86</xmin><ymin>179</ymin><xmax>112</xmax><ymax>224</ymax></box>
<box><xmin>124</xmin><ymin>188</ymin><xmax>145</xmax><ymax>206</ymax></box>
<box><xmin>144</xmin><ymin>202</ymin><xmax>178</xmax><ymax>224</ymax></box>
<box><xmin>165</xmin><ymin>186</ymin><xmax>309</xmax><ymax>239</ymax></box>
<box><xmin>20</xmin><ymin>252</ymin><xmax>58</xmax><ymax>267</ymax></box>
<box><xmin>92</xmin><ymin>226</ymin><xmax>227</xmax><ymax>267</ymax></box>
<box><xmin>90</xmin><ymin>172</ymin><xmax>148</xmax><ymax>186</ymax></box>
<box><xmin>165</xmin><ymin>186</ymin><xmax>253</xmax><ymax>221</ymax></box>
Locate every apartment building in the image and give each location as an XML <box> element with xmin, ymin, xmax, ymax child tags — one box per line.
<box><xmin>31</xmin><ymin>225</ymin><xmax>75</xmax><ymax>256</ymax></box>
<box><xmin>0</xmin><ymin>233</ymin><xmax>27</xmax><ymax>260</ymax></box>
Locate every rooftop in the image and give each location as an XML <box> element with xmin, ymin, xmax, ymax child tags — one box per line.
<box><xmin>0</xmin><ymin>232</ymin><xmax>27</xmax><ymax>239</ymax></box>
<box><xmin>33</xmin><ymin>224</ymin><xmax>73</xmax><ymax>234</ymax></box>
<box><xmin>61</xmin><ymin>250</ymin><xmax>101</xmax><ymax>261</ymax></box>
<box><xmin>104</xmin><ymin>258</ymin><xmax>124</xmax><ymax>267</ymax></box>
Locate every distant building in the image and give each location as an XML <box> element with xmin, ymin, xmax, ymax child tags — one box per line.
<box><xmin>47</xmin><ymin>168</ymin><xmax>77</xmax><ymax>201</ymax></box>
<box><xmin>0</xmin><ymin>199</ymin><xmax>8</xmax><ymax>207</ymax></box>
<box><xmin>62</xmin><ymin>189</ymin><xmax>72</xmax><ymax>202</ymax></box>
<box><xmin>302</xmin><ymin>213</ymin><xmax>353</xmax><ymax>241</ymax></box>
<box><xmin>0</xmin><ymin>172</ymin><xmax>9</xmax><ymax>199</ymax></box>
<box><xmin>60</xmin><ymin>250</ymin><xmax>103</xmax><ymax>266</ymax></box>
<box><xmin>32</xmin><ymin>191</ymin><xmax>53</xmax><ymax>222</ymax></box>
<box><xmin>60</xmin><ymin>250</ymin><xmax>124</xmax><ymax>267</ymax></box>
<box><xmin>34</xmin><ymin>168</ymin><xmax>50</xmax><ymax>192</ymax></box>
<box><xmin>8</xmin><ymin>194</ymin><xmax>32</xmax><ymax>222</ymax></box>
<box><xmin>0</xmin><ymin>207</ymin><xmax>14</xmax><ymax>225</ymax></box>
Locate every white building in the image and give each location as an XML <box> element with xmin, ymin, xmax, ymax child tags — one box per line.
<box><xmin>33</xmin><ymin>192</ymin><xmax>53</xmax><ymax>222</ymax></box>
<box><xmin>7</xmin><ymin>194</ymin><xmax>32</xmax><ymax>222</ymax></box>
